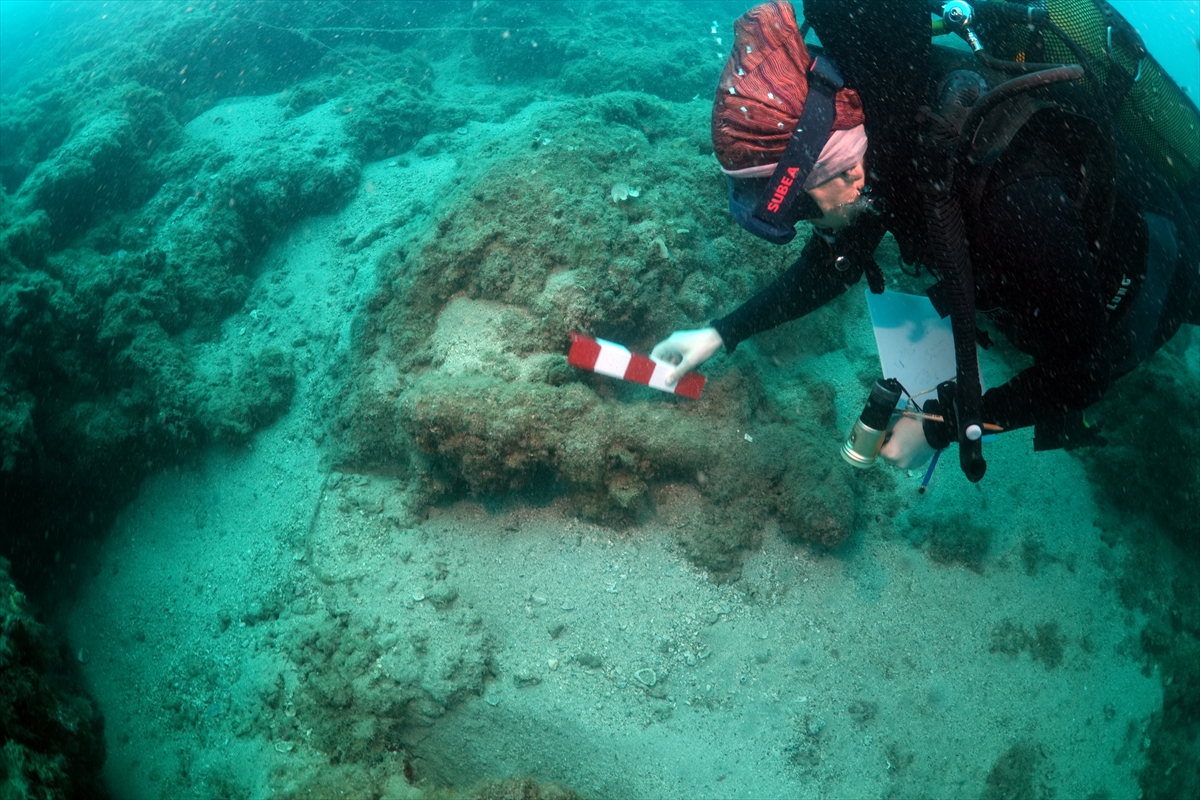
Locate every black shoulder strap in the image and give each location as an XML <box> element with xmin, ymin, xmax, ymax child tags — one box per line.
<box><xmin>751</xmin><ymin>56</ymin><xmax>845</xmax><ymax>229</ymax></box>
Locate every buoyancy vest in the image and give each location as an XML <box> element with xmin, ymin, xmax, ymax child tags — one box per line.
<box><xmin>925</xmin><ymin>43</ymin><xmax>1197</xmax><ymax>332</ymax></box>
<box><xmin>917</xmin><ymin>40</ymin><xmax>1198</xmax><ymax>453</ymax></box>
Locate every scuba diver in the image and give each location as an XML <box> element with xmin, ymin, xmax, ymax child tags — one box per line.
<box><xmin>652</xmin><ymin>0</ymin><xmax>1200</xmax><ymax>482</ymax></box>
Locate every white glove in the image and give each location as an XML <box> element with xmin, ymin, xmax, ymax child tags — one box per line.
<box><xmin>650</xmin><ymin>328</ymin><xmax>724</xmax><ymax>385</ymax></box>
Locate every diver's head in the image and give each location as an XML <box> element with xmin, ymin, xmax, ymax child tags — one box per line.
<box><xmin>711</xmin><ymin>1</ymin><xmax>868</xmax><ymax>244</ymax></box>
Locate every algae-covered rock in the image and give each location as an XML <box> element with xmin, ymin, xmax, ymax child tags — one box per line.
<box><xmin>384</xmin><ymin>325</ymin><xmax>865</xmax><ymax>575</ymax></box>
<box><xmin>281</xmin><ymin>600</ymin><xmax>491</xmax><ymax>761</ymax></box>
<box><xmin>1080</xmin><ymin>332</ymin><xmax>1200</xmax><ymax>551</ymax></box>
<box><xmin>332</xmin><ymin>89</ymin><xmax>882</xmax><ymax>575</ymax></box>
<box><xmin>469</xmin><ymin>1</ymin><xmax>575</xmax><ymax>81</ymax></box>
<box><xmin>0</xmin><ymin>558</ymin><xmax>106</xmax><ymax>799</ymax></box>
<box><xmin>0</xmin><ymin>89</ymin><xmax>73</xmax><ymax>194</ymax></box>
<box><xmin>0</xmin><ymin>201</ymin><xmax>52</xmax><ymax>271</ymax></box>
<box><xmin>1</xmin><ymin>26</ymin><xmax>362</xmax><ymax>556</ymax></box>
<box><xmin>340</xmin><ymin>51</ymin><xmax>440</xmax><ymax>161</ymax></box>
<box><xmin>16</xmin><ymin>111</ymin><xmax>150</xmax><ymax>243</ymax></box>
<box><xmin>905</xmin><ymin>510</ymin><xmax>993</xmax><ymax>573</ymax></box>
<box><xmin>400</xmin><ymin>369</ymin><xmax>731</xmax><ymax>519</ymax></box>
<box><xmin>557</xmin><ymin>29</ymin><xmax>717</xmax><ymax>102</ymax></box>
<box><xmin>194</xmin><ymin>346</ymin><xmax>296</xmax><ymax>442</ymax></box>
<box><xmin>469</xmin><ymin>777</ymin><xmax>582</xmax><ymax>800</ymax></box>
<box><xmin>1138</xmin><ymin>623</ymin><xmax>1200</xmax><ymax>800</ymax></box>
<box><xmin>982</xmin><ymin>742</ymin><xmax>1049</xmax><ymax>800</ymax></box>
<box><xmin>778</xmin><ymin>460</ymin><xmax>860</xmax><ymax>549</ymax></box>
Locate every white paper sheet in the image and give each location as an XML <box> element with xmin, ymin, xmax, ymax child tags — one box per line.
<box><xmin>865</xmin><ymin>290</ymin><xmax>987</xmax><ymax>408</ymax></box>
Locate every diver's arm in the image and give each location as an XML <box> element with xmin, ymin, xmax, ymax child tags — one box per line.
<box><xmin>711</xmin><ymin>226</ymin><xmax>878</xmax><ymax>352</ymax></box>
<box><xmin>975</xmin><ymin>177</ymin><xmax>1111</xmax><ymax>432</ymax></box>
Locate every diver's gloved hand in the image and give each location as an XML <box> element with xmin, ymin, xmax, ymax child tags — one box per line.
<box><xmin>920</xmin><ymin>390</ymin><xmax>956</xmax><ymax>451</ymax></box>
<box><xmin>879</xmin><ymin>415</ymin><xmax>936</xmax><ymax>470</ymax></box>
<box><xmin>651</xmin><ymin>328</ymin><xmax>724</xmax><ymax>385</ymax></box>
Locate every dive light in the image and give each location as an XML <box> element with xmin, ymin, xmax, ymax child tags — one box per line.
<box><xmin>841</xmin><ymin>378</ymin><xmax>903</xmax><ymax>468</ymax></box>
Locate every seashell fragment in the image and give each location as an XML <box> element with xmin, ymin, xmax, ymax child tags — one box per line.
<box><xmin>634</xmin><ymin>668</ymin><xmax>657</xmax><ymax>687</ymax></box>
<box><xmin>610</xmin><ymin>183</ymin><xmax>641</xmax><ymax>203</ymax></box>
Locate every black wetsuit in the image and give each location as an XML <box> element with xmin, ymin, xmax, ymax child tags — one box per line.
<box><xmin>711</xmin><ymin>0</ymin><xmax>1200</xmax><ymax>442</ymax></box>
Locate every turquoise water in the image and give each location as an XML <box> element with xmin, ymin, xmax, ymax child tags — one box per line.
<box><xmin>1110</xmin><ymin>0</ymin><xmax>1199</xmax><ymax>94</ymax></box>
<box><xmin>1</xmin><ymin>2</ymin><xmax>1197</xmax><ymax>799</ymax></box>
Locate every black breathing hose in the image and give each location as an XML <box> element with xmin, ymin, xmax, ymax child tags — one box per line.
<box><xmin>973</xmin><ymin>50</ymin><xmax>1071</xmax><ymax>74</ymax></box>
<box><xmin>956</xmin><ymin>65</ymin><xmax>1086</xmax><ymax>156</ymax></box>
<box><xmin>964</xmin><ymin>2</ymin><xmax>1111</xmax><ymax>119</ymax></box>
<box><xmin>919</xmin><ymin>167</ymin><xmax>987</xmax><ymax>483</ymax></box>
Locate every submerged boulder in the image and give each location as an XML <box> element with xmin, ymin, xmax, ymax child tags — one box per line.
<box><xmin>333</xmin><ymin>93</ymin><xmax>887</xmax><ymax>574</ymax></box>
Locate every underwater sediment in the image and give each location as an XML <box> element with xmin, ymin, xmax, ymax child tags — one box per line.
<box><xmin>1</xmin><ymin>1</ymin><xmax>1198</xmax><ymax>799</ymax></box>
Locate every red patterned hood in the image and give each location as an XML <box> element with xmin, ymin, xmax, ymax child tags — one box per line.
<box><xmin>711</xmin><ymin>1</ymin><xmax>866</xmax><ymax>172</ymax></box>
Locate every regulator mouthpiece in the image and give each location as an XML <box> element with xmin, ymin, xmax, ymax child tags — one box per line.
<box><xmin>846</xmin><ymin>185</ymin><xmax>882</xmax><ymax>218</ymax></box>
<box><xmin>841</xmin><ymin>378</ymin><xmax>903</xmax><ymax>468</ymax></box>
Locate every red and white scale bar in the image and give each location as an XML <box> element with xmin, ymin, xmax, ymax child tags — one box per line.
<box><xmin>568</xmin><ymin>331</ymin><xmax>705</xmax><ymax>399</ymax></box>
